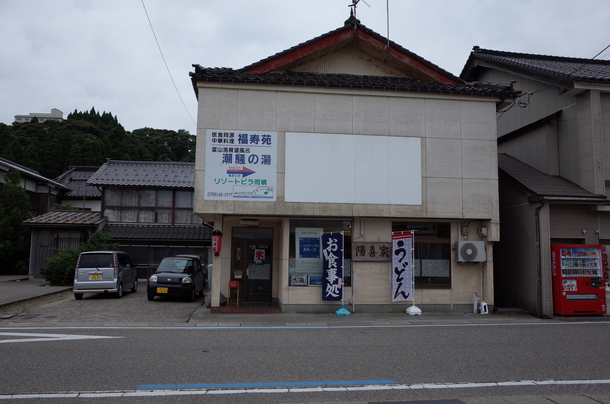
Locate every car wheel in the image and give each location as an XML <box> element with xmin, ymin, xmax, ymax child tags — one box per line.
<box><xmin>147</xmin><ymin>293</ymin><xmax>154</xmax><ymax>301</ymax></box>
<box><xmin>74</xmin><ymin>293</ymin><xmax>83</xmax><ymax>300</ymax></box>
<box><xmin>115</xmin><ymin>282</ymin><xmax>123</xmax><ymax>299</ymax></box>
<box><xmin>131</xmin><ymin>278</ymin><xmax>138</xmax><ymax>293</ymax></box>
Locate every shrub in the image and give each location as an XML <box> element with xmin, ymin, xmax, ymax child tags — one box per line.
<box><xmin>41</xmin><ymin>230</ymin><xmax>119</xmax><ymax>286</ymax></box>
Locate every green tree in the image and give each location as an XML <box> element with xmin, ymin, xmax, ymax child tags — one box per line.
<box><xmin>0</xmin><ymin>123</ymin><xmax>11</xmax><ymax>151</ymax></box>
<box><xmin>42</xmin><ymin>132</ymin><xmax>70</xmax><ymax>179</ymax></box>
<box><xmin>41</xmin><ymin>230</ymin><xmax>119</xmax><ymax>286</ymax></box>
<box><xmin>1</xmin><ymin>108</ymin><xmax>197</xmax><ymax>179</ymax></box>
<box><xmin>0</xmin><ymin>170</ymin><xmax>32</xmax><ymax>274</ymax></box>
<box><xmin>1</xmin><ymin>140</ymin><xmax>24</xmax><ymax>163</ymax></box>
<box><xmin>66</xmin><ymin>135</ymin><xmax>106</xmax><ymax>167</ymax></box>
<box><xmin>22</xmin><ymin>137</ymin><xmax>43</xmax><ymax>173</ymax></box>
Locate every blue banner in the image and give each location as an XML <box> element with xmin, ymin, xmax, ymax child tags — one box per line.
<box><xmin>322</xmin><ymin>232</ymin><xmax>343</xmax><ymax>301</ymax></box>
<box><xmin>299</xmin><ymin>237</ymin><xmax>320</xmax><ymax>258</ymax></box>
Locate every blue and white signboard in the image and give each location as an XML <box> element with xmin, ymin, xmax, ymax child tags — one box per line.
<box><xmin>299</xmin><ymin>238</ymin><xmax>320</xmax><ymax>258</ymax></box>
<box><xmin>295</xmin><ymin>228</ymin><xmax>323</xmax><ymax>271</ymax></box>
<box><xmin>204</xmin><ymin>130</ymin><xmax>277</xmax><ymax>201</ymax></box>
<box><xmin>322</xmin><ymin>232</ymin><xmax>343</xmax><ymax>301</ymax></box>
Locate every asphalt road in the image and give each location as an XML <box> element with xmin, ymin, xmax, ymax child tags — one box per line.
<box><xmin>1</xmin><ymin>289</ymin><xmax>610</xmax><ymax>403</ymax></box>
<box><xmin>1</xmin><ymin>318</ymin><xmax>610</xmax><ymax>403</ymax></box>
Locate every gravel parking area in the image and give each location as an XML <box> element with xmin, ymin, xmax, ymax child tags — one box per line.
<box><xmin>0</xmin><ymin>287</ymin><xmax>206</xmax><ymax>325</ymax></box>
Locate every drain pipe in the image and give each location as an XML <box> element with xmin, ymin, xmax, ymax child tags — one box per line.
<box><xmin>534</xmin><ymin>199</ymin><xmax>546</xmax><ymax>319</ymax></box>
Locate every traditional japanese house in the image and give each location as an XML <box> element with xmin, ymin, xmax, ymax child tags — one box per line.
<box><xmin>461</xmin><ymin>47</ymin><xmax>610</xmax><ymax>316</ymax></box>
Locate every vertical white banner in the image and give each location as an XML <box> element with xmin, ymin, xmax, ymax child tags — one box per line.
<box><xmin>392</xmin><ymin>231</ymin><xmax>414</xmax><ymax>302</ymax></box>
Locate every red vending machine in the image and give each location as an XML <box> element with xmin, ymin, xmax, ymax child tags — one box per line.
<box><xmin>551</xmin><ymin>244</ymin><xmax>606</xmax><ymax>315</ymax></box>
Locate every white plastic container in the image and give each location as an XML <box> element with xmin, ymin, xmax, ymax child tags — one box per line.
<box><xmin>479</xmin><ymin>301</ymin><xmax>489</xmax><ymax>315</ymax></box>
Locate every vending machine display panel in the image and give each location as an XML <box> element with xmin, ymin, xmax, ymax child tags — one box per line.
<box><xmin>551</xmin><ymin>244</ymin><xmax>606</xmax><ymax>315</ymax></box>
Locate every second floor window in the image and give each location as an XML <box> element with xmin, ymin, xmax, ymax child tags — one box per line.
<box><xmin>104</xmin><ymin>188</ymin><xmax>202</xmax><ymax>225</ymax></box>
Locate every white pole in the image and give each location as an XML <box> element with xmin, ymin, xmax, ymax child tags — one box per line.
<box><xmin>335</xmin><ymin>232</ymin><xmax>350</xmax><ymax>316</ymax></box>
<box><xmin>406</xmin><ymin>230</ymin><xmax>422</xmax><ymax>315</ymax></box>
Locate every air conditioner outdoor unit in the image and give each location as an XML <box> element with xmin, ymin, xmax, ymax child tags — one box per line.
<box><xmin>457</xmin><ymin>241</ymin><xmax>487</xmax><ymax>263</ymax></box>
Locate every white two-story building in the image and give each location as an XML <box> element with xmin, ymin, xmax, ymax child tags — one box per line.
<box><xmin>190</xmin><ymin>15</ymin><xmax>519</xmax><ymax>313</ymax></box>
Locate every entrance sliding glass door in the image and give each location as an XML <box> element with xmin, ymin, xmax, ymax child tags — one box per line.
<box><xmin>231</xmin><ymin>228</ymin><xmax>273</xmax><ymax>303</ymax></box>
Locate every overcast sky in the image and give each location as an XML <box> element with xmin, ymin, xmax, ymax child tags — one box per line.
<box><xmin>2</xmin><ymin>0</ymin><xmax>609</xmax><ymax>134</ymax></box>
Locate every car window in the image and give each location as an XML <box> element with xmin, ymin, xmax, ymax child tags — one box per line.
<box><xmin>183</xmin><ymin>260</ymin><xmax>194</xmax><ymax>273</ymax></box>
<box><xmin>157</xmin><ymin>258</ymin><xmax>190</xmax><ymax>273</ymax></box>
<box><xmin>79</xmin><ymin>254</ymin><xmax>113</xmax><ymax>268</ymax></box>
<box><xmin>118</xmin><ymin>253</ymin><xmax>132</xmax><ymax>268</ymax></box>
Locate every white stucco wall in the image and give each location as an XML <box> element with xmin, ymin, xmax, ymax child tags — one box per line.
<box><xmin>196</xmin><ymin>83</ymin><xmax>499</xmax><ymax>310</ymax></box>
<box><xmin>194</xmin><ymin>83</ymin><xmax>500</xmax><ymax>223</ymax></box>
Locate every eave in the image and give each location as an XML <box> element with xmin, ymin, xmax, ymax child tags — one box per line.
<box><xmin>241</xmin><ymin>19</ymin><xmax>462</xmax><ymax>85</ymax></box>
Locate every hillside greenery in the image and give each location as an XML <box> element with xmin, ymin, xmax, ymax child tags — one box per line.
<box><xmin>0</xmin><ymin>108</ymin><xmax>196</xmax><ymax>179</ymax></box>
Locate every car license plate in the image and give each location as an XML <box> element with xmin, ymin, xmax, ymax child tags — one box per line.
<box><xmin>157</xmin><ymin>287</ymin><xmax>168</xmax><ymax>294</ymax></box>
<box><xmin>89</xmin><ymin>274</ymin><xmax>102</xmax><ymax>280</ymax></box>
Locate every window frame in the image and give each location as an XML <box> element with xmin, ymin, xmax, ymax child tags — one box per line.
<box><xmin>392</xmin><ymin>222</ymin><xmax>451</xmax><ymax>289</ymax></box>
<box><xmin>103</xmin><ymin>187</ymin><xmax>202</xmax><ymax>225</ymax></box>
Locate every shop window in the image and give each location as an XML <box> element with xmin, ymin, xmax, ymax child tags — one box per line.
<box><xmin>392</xmin><ymin>222</ymin><xmax>451</xmax><ymax>289</ymax></box>
<box><xmin>289</xmin><ymin>220</ymin><xmax>352</xmax><ymax>287</ymax></box>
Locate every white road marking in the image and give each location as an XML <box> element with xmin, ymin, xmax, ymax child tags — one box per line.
<box><xmin>0</xmin><ymin>379</ymin><xmax>609</xmax><ymax>400</ymax></box>
<box><xmin>0</xmin><ymin>332</ymin><xmax>122</xmax><ymax>344</ymax></box>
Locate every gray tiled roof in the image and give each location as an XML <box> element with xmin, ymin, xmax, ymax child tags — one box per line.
<box><xmin>104</xmin><ymin>224</ymin><xmax>211</xmax><ymax>241</ymax></box>
<box><xmin>190</xmin><ymin>67</ymin><xmax>520</xmax><ymax>100</ymax></box>
<box><xmin>55</xmin><ymin>166</ymin><xmax>101</xmax><ymax>198</ymax></box>
<box><xmin>22</xmin><ymin>211</ymin><xmax>104</xmax><ymax>227</ymax></box>
<box><xmin>498</xmin><ymin>154</ymin><xmax>606</xmax><ymax>200</ymax></box>
<box><xmin>0</xmin><ymin>157</ymin><xmax>67</xmax><ymax>190</ymax></box>
<box><xmin>87</xmin><ymin>160</ymin><xmax>194</xmax><ymax>188</ymax></box>
<box><xmin>461</xmin><ymin>47</ymin><xmax>610</xmax><ymax>86</ymax></box>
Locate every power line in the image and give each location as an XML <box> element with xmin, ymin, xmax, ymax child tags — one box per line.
<box><xmin>497</xmin><ymin>42</ymin><xmax>610</xmax><ymax>119</ymax></box>
<box><xmin>528</xmin><ymin>42</ymin><xmax>610</xmax><ymax>98</ymax></box>
<box><xmin>140</xmin><ymin>0</ymin><xmax>196</xmax><ymax>129</ymax></box>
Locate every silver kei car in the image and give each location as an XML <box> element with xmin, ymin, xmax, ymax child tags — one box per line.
<box><xmin>147</xmin><ymin>255</ymin><xmax>206</xmax><ymax>302</ymax></box>
<box><xmin>73</xmin><ymin>251</ymin><xmax>138</xmax><ymax>300</ymax></box>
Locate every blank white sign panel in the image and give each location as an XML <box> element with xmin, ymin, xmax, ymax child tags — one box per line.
<box><xmin>285</xmin><ymin>132</ymin><xmax>421</xmax><ymax>205</ymax></box>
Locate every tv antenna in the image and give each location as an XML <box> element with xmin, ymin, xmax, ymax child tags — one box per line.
<box><xmin>349</xmin><ymin>0</ymin><xmax>370</xmax><ymax>19</ymax></box>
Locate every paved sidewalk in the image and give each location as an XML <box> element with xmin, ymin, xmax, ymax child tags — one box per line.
<box><xmin>1</xmin><ymin>274</ymin><xmax>608</xmax><ymax>328</ymax></box>
<box><xmin>0</xmin><ymin>275</ymin><xmax>71</xmax><ymax>307</ymax></box>
<box><xmin>187</xmin><ymin>305</ymin><xmax>553</xmax><ymax>327</ymax></box>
